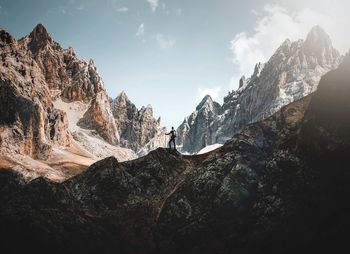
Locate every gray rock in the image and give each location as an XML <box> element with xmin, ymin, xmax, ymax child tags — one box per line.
<box><xmin>177</xmin><ymin>26</ymin><xmax>342</xmax><ymax>153</ymax></box>
<box><xmin>111</xmin><ymin>91</ymin><xmax>166</xmax><ymax>153</ymax></box>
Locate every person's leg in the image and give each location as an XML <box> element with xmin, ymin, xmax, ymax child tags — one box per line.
<box><xmin>168</xmin><ymin>139</ymin><xmax>171</xmax><ymax>148</ymax></box>
<box><xmin>171</xmin><ymin>139</ymin><xmax>176</xmax><ymax>150</ymax></box>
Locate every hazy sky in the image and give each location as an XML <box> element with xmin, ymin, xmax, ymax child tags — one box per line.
<box><xmin>0</xmin><ymin>0</ymin><xmax>349</xmax><ymax>128</ymax></box>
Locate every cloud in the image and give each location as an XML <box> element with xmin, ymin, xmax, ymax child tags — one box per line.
<box><xmin>230</xmin><ymin>5</ymin><xmax>307</xmax><ymax>78</ymax></box>
<box><xmin>135</xmin><ymin>24</ymin><xmax>145</xmax><ymax>37</ymax></box>
<box><xmin>146</xmin><ymin>0</ymin><xmax>159</xmax><ymax>13</ymax></box>
<box><xmin>155</xmin><ymin>33</ymin><xmax>175</xmax><ymax>49</ymax></box>
<box><xmin>196</xmin><ymin>87</ymin><xmax>222</xmax><ymax>102</ymax></box>
<box><xmin>116</xmin><ymin>7</ymin><xmax>128</xmax><ymax>12</ymax></box>
<box><xmin>229</xmin><ymin>2</ymin><xmax>350</xmax><ymax>90</ymax></box>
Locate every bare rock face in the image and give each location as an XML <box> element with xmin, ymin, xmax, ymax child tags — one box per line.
<box><xmin>176</xmin><ymin>95</ymin><xmax>221</xmax><ymax>153</ymax></box>
<box><xmin>0</xmin><ymin>28</ymin><xmax>71</xmax><ymax>159</ymax></box>
<box><xmin>19</xmin><ymin>24</ymin><xmax>104</xmax><ymax>102</ymax></box>
<box><xmin>78</xmin><ymin>91</ymin><xmax>120</xmax><ymax>145</ymax></box>
<box><xmin>111</xmin><ymin>91</ymin><xmax>166</xmax><ymax>153</ymax></box>
<box><xmin>48</xmin><ymin>108</ymin><xmax>71</xmax><ymax>146</ymax></box>
<box><xmin>177</xmin><ymin>26</ymin><xmax>342</xmax><ymax>153</ymax></box>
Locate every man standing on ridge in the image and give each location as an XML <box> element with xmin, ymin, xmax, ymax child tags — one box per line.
<box><xmin>166</xmin><ymin>127</ymin><xmax>177</xmax><ymax>150</ymax></box>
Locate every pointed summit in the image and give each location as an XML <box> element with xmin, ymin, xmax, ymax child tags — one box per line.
<box><xmin>196</xmin><ymin>95</ymin><xmax>221</xmax><ymax>114</ymax></box>
<box><xmin>303</xmin><ymin>25</ymin><xmax>339</xmax><ymax>65</ymax></box>
<box><xmin>30</xmin><ymin>24</ymin><xmax>52</xmax><ymax>41</ymax></box>
<box><xmin>28</xmin><ymin>23</ymin><xmax>53</xmax><ymax>54</ymax></box>
<box><xmin>305</xmin><ymin>25</ymin><xmax>332</xmax><ymax>47</ymax></box>
<box><xmin>196</xmin><ymin>95</ymin><xmax>213</xmax><ymax>111</ymax></box>
<box><xmin>0</xmin><ymin>27</ymin><xmax>16</xmax><ymax>45</ymax></box>
<box><xmin>116</xmin><ymin>90</ymin><xmax>129</xmax><ymax>102</ymax></box>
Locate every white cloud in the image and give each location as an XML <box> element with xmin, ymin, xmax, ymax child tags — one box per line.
<box><xmin>231</xmin><ymin>5</ymin><xmax>307</xmax><ymax>78</ymax></box>
<box><xmin>146</xmin><ymin>0</ymin><xmax>159</xmax><ymax>13</ymax></box>
<box><xmin>230</xmin><ymin>2</ymin><xmax>350</xmax><ymax>90</ymax></box>
<box><xmin>196</xmin><ymin>87</ymin><xmax>222</xmax><ymax>102</ymax></box>
<box><xmin>135</xmin><ymin>23</ymin><xmax>145</xmax><ymax>37</ymax></box>
<box><xmin>117</xmin><ymin>7</ymin><xmax>128</xmax><ymax>12</ymax></box>
<box><xmin>155</xmin><ymin>33</ymin><xmax>175</xmax><ymax>49</ymax></box>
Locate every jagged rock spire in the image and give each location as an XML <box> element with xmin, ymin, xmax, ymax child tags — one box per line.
<box><xmin>28</xmin><ymin>23</ymin><xmax>52</xmax><ymax>54</ymax></box>
<box><xmin>303</xmin><ymin>25</ymin><xmax>339</xmax><ymax>65</ymax></box>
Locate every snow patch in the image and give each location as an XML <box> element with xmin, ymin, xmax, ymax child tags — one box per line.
<box><xmin>197</xmin><ymin>144</ymin><xmax>223</xmax><ymax>155</ymax></box>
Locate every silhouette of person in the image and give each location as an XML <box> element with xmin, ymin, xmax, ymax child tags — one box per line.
<box><xmin>166</xmin><ymin>127</ymin><xmax>177</xmax><ymax>150</ymax></box>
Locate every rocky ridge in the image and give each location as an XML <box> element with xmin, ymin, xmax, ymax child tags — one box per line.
<box><xmin>177</xmin><ymin>26</ymin><xmax>342</xmax><ymax>153</ymax></box>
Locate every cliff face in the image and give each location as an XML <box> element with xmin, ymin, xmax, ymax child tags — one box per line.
<box><xmin>1</xmin><ymin>54</ymin><xmax>349</xmax><ymax>254</ymax></box>
<box><xmin>177</xmin><ymin>26</ymin><xmax>342</xmax><ymax>153</ymax></box>
<box><xmin>78</xmin><ymin>91</ymin><xmax>120</xmax><ymax>145</ymax></box>
<box><xmin>0</xmin><ymin>28</ymin><xmax>71</xmax><ymax>159</ymax></box>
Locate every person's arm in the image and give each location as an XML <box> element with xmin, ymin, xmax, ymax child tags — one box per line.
<box><xmin>165</xmin><ymin>132</ymin><xmax>170</xmax><ymax>135</ymax></box>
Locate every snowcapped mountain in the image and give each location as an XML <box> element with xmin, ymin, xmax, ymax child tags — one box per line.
<box><xmin>177</xmin><ymin>26</ymin><xmax>342</xmax><ymax>153</ymax></box>
<box><xmin>0</xmin><ymin>24</ymin><xmax>166</xmax><ymax>180</ymax></box>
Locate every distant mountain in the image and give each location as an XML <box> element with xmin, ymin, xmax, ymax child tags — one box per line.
<box><xmin>177</xmin><ymin>95</ymin><xmax>221</xmax><ymax>153</ymax></box>
<box><xmin>0</xmin><ymin>24</ymin><xmax>166</xmax><ymax>180</ymax></box>
<box><xmin>111</xmin><ymin>91</ymin><xmax>166</xmax><ymax>154</ymax></box>
<box><xmin>177</xmin><ymin>26</ymin><xmax>342</xmax><ymax>153</ymax></box>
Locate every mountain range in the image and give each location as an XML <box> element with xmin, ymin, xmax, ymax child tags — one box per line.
<box><xmin>0</xmin><ymin>24</ymin><xmax>345</xmax><ymax>180</ymax></box>
<box><xmin>177</xmin><ymin>26</ymin><xmax>342</xmax><ymax>153</ymax></box>
<box><xmin>0</xmin><ymin>24</ymin><xmax>166</xmax><ymax>181</ymax></box>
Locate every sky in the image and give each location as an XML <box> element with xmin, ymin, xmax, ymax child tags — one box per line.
<box><xmin>0</xmin><ymin>0</ymin><xmax>349</xmax><ymax>129</ymax></box>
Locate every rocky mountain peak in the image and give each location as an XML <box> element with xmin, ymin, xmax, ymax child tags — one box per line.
<box><xmin>87</xmin><ymin>58</ymin><xmax>98</xmax><ymax>71</ymax></box>
<box><xmin>0</xmin><ymin>28</ymin><xmax>16</xmax><ymax>45</ymax></box>
<box><xmin>112</xmin><ymin>91</ymin><xmax>136</xmax><ymax>121</ymax></box>
<box><xmin>115</xmin><ymin>90</ymin><xmax>129</xmax><ymax>103</ymax></box>
<box><xmin>303</xmin><ymin>25</ymin><xmax>339</xmax><ymax>65</ymax></box>
<box><xmin>177</xmin><ymin>26</ymin><xmax>342</xmax><ymax>153</ymax></box>
<box><xmin>305</xmin><ymin>25</ymin><xmax>331</xmax><ymax>46</ymax></box>
<box><xmin>28</xmin><ymin>23</ymin><xmax>53</xmax><ymax>54</ymax></box>
<box><xmin>281</xmin><ymin>38</ymin><xmax>291</xmax><ymax>47</ymax></box>
<box><xmin>111</xmin><ymin>91</ymin><xmax>165</xmax><ymax>153</ymax></box>
<box><xmin>239</xmin><ymin>76</ymin><xmax>246</xmax><ymax>88</ymax></box>
<box><xmin>140</xmin><ymin>104</ymin><xmax>153</xmax><ymax>115</ymax></box>
<box><xmin>196</xmin><ymin>95</ymin><xmax>215</xmax><ymax>111</ymax></box>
